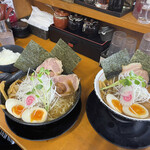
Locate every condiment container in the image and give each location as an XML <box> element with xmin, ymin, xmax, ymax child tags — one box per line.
<box><xmin>82</xmin><ymin>18</ymin><xmax>100</xmax><ymax>37</ymax></box>
<box><xmin>98</xmin><ymin>26</ymin><xmax>114</xmax><ymax>41</ymax></box>
<box><xmin>84</xmin><ymin>0</ymin><xmax>96</xmax><ymax>5</ymax></box>
<box><xmin>53</xmin><ymin>9</ymin><xmax>69</xmax><ymax>29</ymax></box>
<box><xmin>138</xmin><ymin>0</ymin><xmax>150</xmax><ymax>24</ymax></box>
<box><xmin>123</xmin><ymin>0</ymin><xmax>135</xmax><ymax>10</ymax></box>
<box><xmin>11</xmin><ymin>21</ymin><xmax>30</xmax><ymax>38</ymax></box>
<box><xmin>95</xmin><ymin>0</ymin><xmax>108</xmax><ymax>9</ymax></box>
<box><xmin>68</xmin><ymin>14</ymin><xmax>84</xmax><ymax>33</ymax></box>
<box><xmin>108</xmin><ymin>0</ymin><xmax>125</xmax><ymax>12</ymax></box>
<box><xmin>133</xmin><ymin>0</ymin><xmax>146</xmax><ymax>19</ymax></box>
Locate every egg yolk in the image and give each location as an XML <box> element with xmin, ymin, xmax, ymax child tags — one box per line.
<box><xmin>31</xmin><ymin>110</ymin><xmax>44</xmax><ymax>122</ymax></box>
<box><xmin>112</xmin><ymin>99</ymin><xmax>122</xmax><ymax>113</ymax></box>
<box><xmin>129</xmin><ymin>104</ymin><xmax>146</xmax><ymax>115</ymax></box>
<box><xmin>12</xmin><ymin>105</ymin><xmax>24</xmax><ymax>116</ymax></box>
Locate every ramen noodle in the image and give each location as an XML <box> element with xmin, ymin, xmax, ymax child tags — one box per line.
<box><xmin>99</xmin><ymin>75</ymin><xmax>150</xmax><ymax>119</ymax></box>
<box><xmin>5</xmin><ymin>72</ymin><xmax>78</xmax><ymax>122</ymax></box>
<box><xmin>4</xmin><ymin>58</ymin><xmax>80</xmax><ymax>123</ymax></box>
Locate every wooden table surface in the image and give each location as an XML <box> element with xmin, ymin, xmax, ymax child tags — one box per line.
<box><xmin>0</xmin><ymin>34</ymin><xmax>150</xmax><ymax>150</ymax></box>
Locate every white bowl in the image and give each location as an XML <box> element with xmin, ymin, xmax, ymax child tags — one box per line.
<box><xmin>94</xmin><ymin>69</ymin><xmax>150</xmax><ymax>122</ymax></box>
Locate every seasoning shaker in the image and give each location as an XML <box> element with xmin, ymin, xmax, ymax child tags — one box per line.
<box><xmin>98</xmin><ymin>26</ymin><xmax>114</xmax><ymax>41</ymax></box>
<box><xmin>95</xmin><ymin>0</ymin><xmax>109</xmax><ymax>9</ymax></box>
<box><xmin>133</xmin><ymin>0</ymin><xmax>146</xmax><ymax>19</ymax></box>
<box><xmin>138</xmin><ymin>0</ymin><xmax>150</xmax><ymax>24</ymax></box>
<box><xmin>68</xmin><ymin>13</ymin><xmax>84</xmax><ymax>33</ymax></box>
<box><xmin>84</xmin><ymin>0</ymin><xmax>96</xmax><ymax>5</ymax></box>
<box><xmin>108</xmin><ymin>0</ymin><xmax>125</xmax><ymax>12</ymax></box>
<box><xmin>82</xmin><ymin>18</ymin><xmax>100</xmax><ymax>37</ymax></box>
<box><xmin>53</xmin><ymin>9</ymin><xmax>69</xmax><ymax>29</ymax></box>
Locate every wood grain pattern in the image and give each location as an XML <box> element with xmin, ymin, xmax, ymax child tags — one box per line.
<box><xmin>1</xmin><ymin>35</ymin><xmax>150</xmax><ymax>150</ymax></box>
<box><xmin>0</xmin><ymin>35</ymin><xmax>119</xmax><ymax>150</ymax></box>
<box><xmin>12</xmin><ymin>0</ymin><xmax>145</xmax><ymax>47</ymax></box>
<box><xmin>1</xmin><ymin>1</ymin><xmax>149</xmax><ymax>149</ymax></box>
<box><xmin>35</xmin><ymin>0</ymin><xmax>150</xmax><ymax>34</ymax></box>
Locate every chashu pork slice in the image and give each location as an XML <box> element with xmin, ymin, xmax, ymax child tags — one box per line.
<box><xmin>121</xmin><ymin>63</ymin><xmax>149</xmax><ymax>83</ymax></box>
<box><xmin>122</xmin><ymin>63</ymin><xmax>142</xmax><ymax>73</ymax></box>
<box><xmin>36</xmin><ymin>58</ymin><xmax>63</xmax><ymax>76</ymax></box>
<box><xmin>52</xmin><ymin>74</ymin><xmax>80</xmax><ymax>96</ymax></box>
<box><xmin>134</xmin><ymin>69</ymin><xmax>149</xmax><ymax>83</ymax></box>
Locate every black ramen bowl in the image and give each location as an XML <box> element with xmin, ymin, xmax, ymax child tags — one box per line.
<box><xmin>0</xmin><ymin>45</ymin><xmax>23</xmax><ymax>73</ymax></box>
<box><xmin>0</xmin><ymin>70</ymin><xmax>81</xmax><ymax>138</ymax></box>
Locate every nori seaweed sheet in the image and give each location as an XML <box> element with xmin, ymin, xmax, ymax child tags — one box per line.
<box><xmin>14</xmin><ymin>40</ymin><xmax>52</xmax><ymax>72</ymax></box>
<box><xmin>50</xmin><ymin>39</ymin><xmax>81</xmax><ymax>74</ymax></box>
<box><xmin>101</xmin><ymin>49</ymin><xmax>130</xmax><ymax>79</ymax></box>
<box><xmin>130</xmin><ymin>49</ymin><xmax>150</xmax><ymax>77</ymax></box>
<box><xmin>14</xmin><ymin>39</ymin><xmax>81</xmax><ymax>73</ymax></box>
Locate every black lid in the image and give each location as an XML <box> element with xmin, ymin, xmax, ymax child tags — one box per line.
<box><xmin>11</xmin><ymin>21</ymin><xmax>29</xmax><ymax>30</ymax></box>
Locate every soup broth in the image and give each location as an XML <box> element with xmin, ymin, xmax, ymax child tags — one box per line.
<box><xmin>7</xmin><ymin>78</ymin><xmax>76</xmax><ymax>122</ymax></box>
<box><xmin>48</xmin><ymin>94</ymin><xmax>75</xmax><ymax>121</ymax></box>
<box><xmin>99</xmin><ymin>79</ymin><xmax>150</xmax><ymax>119</ymax></box>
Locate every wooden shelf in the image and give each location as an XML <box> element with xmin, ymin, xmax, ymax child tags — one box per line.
<box><xmin>36</xmin><ymin>0</ymin><xmax>150</xmax><ymax>34</ymax></box>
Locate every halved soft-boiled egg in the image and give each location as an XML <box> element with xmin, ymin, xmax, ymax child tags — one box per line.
<box><xmin>5</xmin><ymin>99</ymin><xmax>25</xmax><ymax>118</ymax></box>
<box><xmin>21</xmin><ymin>107</ymin><xmax>47</xmax><ymax>123</ymax></box>
<box><xmin>106</xmin><ymin>94</ymin><xmax>122</xmax><ymax>113</ymax></box>
<box><xmin>123</xmin><ymin>103</ymin><xmax>149</xmax><ymax>119</ymax></box>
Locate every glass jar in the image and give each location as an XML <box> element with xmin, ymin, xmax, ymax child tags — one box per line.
<box><xmin>95</xmin><ymin>0</ymin><xmax>108</xmax><ymax>9</ymax></box>
<box><xmin>68</xmin><ymin>14</ymin><xmax>84</xmax><ymax>33</ymax></box>
<box><xmin>84</xmin><ymin>0</ymin><xmax>96</xmax><ymax>5</ymax></box>
<box><xmin>133</xmin><ymin>0</ymin><xmax>146</xmax><ymax>19</ymax></box>
<box><xmin>123</xmin><ymin>0</ymin><xmax>135</xmax><ymax>10</ymax></box>
<box><xmin>82</xmin><ymin>18</ymin><xmax>100</xmax><ymax>37</ymax></box>
<box><xmin>53</xmin><ymin>9</ymin><xmax>69</xmax><ymax>29</ymax></box>
<box><xmin>108</xmin><ymin>0</ymin><xmax>125</xmax><ymax>12</ymax></box>
<box><xmin>137</xmin><ymin>0</ymin><xmax>150</xmax><ymax>24</ymax></box>
<box><xmin>98</xmin><ymin>26</ymin><xmax>114</xmax><ymax>41</ymax></box>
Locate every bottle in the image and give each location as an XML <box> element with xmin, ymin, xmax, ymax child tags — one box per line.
<box><xmin>123</xmin><ymin>0</ymin><xmax>134</xmax><ymax>10</ymax></box>
<box><xmin>133</xmin><ymin>0</ymin><xmax>146</xmax><ymax>19</ymax></box>
<box><xmin>108</xmin><ymin>0</ymin><xmax>125</xmax><ymax>12</ymax></box>
<box><xmin>84</xmin><ymin>0</ymin><xmax>95</xmax><ymax>5</ymax></box>
<box><xmin>82</xmin><ymin>18</ymin><xmax>100</xmax><ymax>38</ymax></box>
<box><xmin>95</xmin><ymin>0</ymin><xmax>108</xmax><ymax>9</ymax></box>
<box><xmin>68</xmin><ymin>14</ymin><xmax>84</xmax><ymax>33</ymax></box>
<box><xmin>138</xmin><ymin>0</ymin><xmax>150</xmax><ymax>24</ymax></box>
